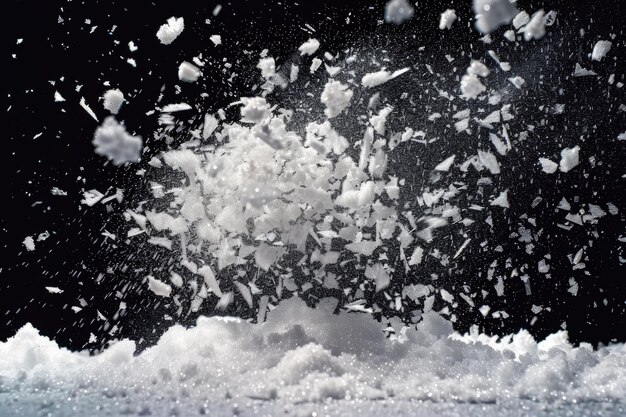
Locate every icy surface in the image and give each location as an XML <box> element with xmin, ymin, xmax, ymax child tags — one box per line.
<box><xmin>1</xmin><ymin>298</ymin><xmax>624</xmax><ymax>416</ymax></box>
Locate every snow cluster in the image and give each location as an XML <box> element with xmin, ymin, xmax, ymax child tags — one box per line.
<box><xmin>92</xmin><ymin>117</ymin><xmax>143</xmax><ymax>165</ymax></box>
<box><xmin>321</xmin><ymin>80</ymin><xmax>353</xmax><ymax>118</ymax></box>
<box><xmin>473</xmin><ymin>0</ymin><xmax>518</xmax><ymax>34</ymax></box>
<box><xmin>156</xmin><ymin>16</ymin><xmax>184</xmax><ymax>45</ymax></box>
<box><xmin>384</xmin><ymin>0</ymin><xmax>414</xmax><ymax>25</ymax></box>
<box><xmin>439</xmin><ymin>9</ymin><xmax>457</xmax><ymax>30</ymax></box>
<box><xmin>102</xmin><ymin>89</ymin><xmax>124</xmax><ymax>114</ymax></box>
<box><xmin>1</xmin><ymin>298</ymin><xmax>624</xmax><ymax>415</ymax></box>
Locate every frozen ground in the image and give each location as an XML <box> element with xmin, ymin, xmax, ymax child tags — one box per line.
<box><xmin>1</xmin><ymin>298</ymin><xmax>624</xmax><ymax>417</ymax></box>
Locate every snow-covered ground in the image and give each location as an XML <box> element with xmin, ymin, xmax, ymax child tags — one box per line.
<box><xmin>1</xmin><ymin>298</ymin><xmax>624</xmax><ymax>417</ymax></box>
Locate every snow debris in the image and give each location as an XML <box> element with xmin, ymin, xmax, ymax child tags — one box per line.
<box><xmin>81</xmin><ymin>189</ymin><xmax>104</xmax><ymax>206</ymax></box>
<box><xmin>50</xmin><ymin>187</ymin><xmax>67</xmax><ymax>196</ymax></box>
<box><xmin>79</xmin><ymin>97</ymin><xmax>98</xmax><ymax>121</ymax></box>
<box><xmin>439</xmin><ymin>9</ymin><xmax>457</xmax><ymax>30</ymax></box>
<box><xmin>321</xmin><ymin>80</ymin><xmax>353</xmax><ymax>118</ymax></box>
<box><xmin>591</xmin><ymin>40</ymin><xmax>612</xmax><ymax>61</ymax></box>
<box><xmin>573</xmin><ymin>63</ymin><xmax>597</xmax><ymax>77</ymax></box>
<box><xmin>298</xmin><ymin>38</ymin><xmax>320</xmax><ymax>56</ymax></box>
<box><xmin>384</xmin><ymin>0</ymin><xmax>414</xmax><ymax>24</ymax></box>
<box><xmin>461</xmin><ymin>61</ymin><xmax>489</xmax><ymax>99</ymax></box>
<box><xmin>310</xmin><ymin>57</ymin><xmax>323</xmax><ymax>73</ymax></box>
<box><xmin>508</xmin><ymin>76</ymin><xmax>525</xmax><ymax>89</ymax></box>
<box><xmin>210</xmin><ymin>34</ymin><xmax>222</xmax><ymax>46</ymax></box>
<box><xmin>102</xmin><ymin>89</ymin><xmax>124</xmax><ymax>114</ymax></box>
<box><xmin>45</xmin><ymin>287</ymin><xmax>63</xmax><ymax>294</ymax></box>
<box><xmin>156</xmin><ymin>17</ymin><xmax>184</xmax><ymax>45</ymax></box>
<box><xmin>240</xmin><ymin>97</ymin><xmax>270</xmax><ymax>123</ymax></box>
<box><xmin>22</xmin><ymin>236</ymin><xmax>35</xmax><ymax>251</ymax></box>
<box><xmin>178</xmin><ymin>61</ymin><xmax>202</xmax><ymax>83</ymax></box>
<box><xmin>473</xmin><ymin>0</ymin><xmax>518</xmax><ymax>34</ymax></box>
<box><xmin>522</xmin><ymin>10</ymin><xmax>547</xmax><ymax>41</ymax></box>
<box><xmin>538</xmin><ymin>157</ymin><xmax>558</xmax><ymax>173</ymax></box>
<box><xmin>512</xmin><ymin>11</ymin><xmax>529</xmax><ymax>29</ymax></box>
<box><xmin>161</xmin><ymin>103</ymin><xmax>193</xmax><ymax>112</ymax></box>
<box><xmin>361</xmin><ymin>68</ymin><xmax>409</xmax><ymax>88</ymax></box>
<box><xmin>92</xmin><ymin>117</ymin><xmax>142</xmax><ymax>165</ymax></box>
<box><xmin>559</xmin><ymin>146</ymin><xmax>580</xmax><ymax>173</ymax></box>
<box><xmin>435</xmin><ymin>155</ymin><xmax>455</xmax><ymax>172</ymax></box>
<box><xmin>147</xmin><ymin>276</ymin><xmax>172</xmax><ymax>297</ymax></box>
<box><xmin>490</xmin><ymin>190</ymin><xmax>510</xmax><ymax>208</ymax></box>
<box><xmin>54</xmin><ymin>91</ymin><xmax>65</xmax><ymax>102</ymax></box>
<box><xmin>257</xmin><ymin>57</ymin><xmax>276</xmax><ymax>79</ymax></box>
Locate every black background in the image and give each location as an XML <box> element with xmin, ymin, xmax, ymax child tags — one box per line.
<box><xmin>3</xmin><ymin>0</ymin><xmax>625</xmax><ymax>351</ymax></box>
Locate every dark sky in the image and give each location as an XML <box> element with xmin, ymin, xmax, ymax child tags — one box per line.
<box><xmin>4</xmin><ymin>0</ymin><xmax>625</xmax><ymax>352</ymax></box>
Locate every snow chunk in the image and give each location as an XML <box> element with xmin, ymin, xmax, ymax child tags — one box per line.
<box><xmin>23</xmin><ymin>236</ymin><xmax>35</xmax><ymax>251</ymax></box>
<box><xmin>512</xmin><ymin>11</ymin><xmax>529</xmax><ymax>29</ymax></box>
<box><xmin>439</xmin><ymin>9</ymin><xmax>457</xmax><ymax>30</ymax></box>
<box><xmin>257</xmin><ymin>57</ymin><xmax>276</xmax><ymax>79</ymax></box>
<box><xmin>467</xmin><ymin>60</ymin><xmax>490</xmax><ymax>77</ymax></box>
<box><xmin>490</xmin><ymin>190</ymin><xmax>509</xmax><ymax>208</ymax></box>
<box><xmin>460</xmin><ymin>74</ymin><xmax>486</xmax><ymax>99</ymax></box>
<box><xmin>384</xmin><ymin>0</ymin><xmax>414</xmax><ymax>24</ymax></box>
<box><xmin>298</xmin><ymin>38</ymin><xmax>320</xmax><ymax>56</ymax></box>
<box><xmin>361</xmin><ymin>68</ymin><xmax>409</xmax><ymax>88</ymax></box>
<box><xmin>210</xmin><ymin>35</ymin><xmax>222</xmax><ymax>46</ymax></box>
<box><xmin>538</xmin><ymin>158</ymin><xmax>558</xmax><ymax>173</ymax></box>
<box><xmin>508</xmin><ymin>76</ymin><xmax>525</xmax><ymax>89</ymax></box>
<box><xmin>573</xmin><ymin>63</ymin><xmax>597</xmax><ymax>77</ymax></box>
<box><xmin>523</xmin><ymin>10</ymin><xmax>546</xmax><ymax>41</ymax></box>
<box><xmin>240</xmin><ymin>97</ymin><xmax>270</xmax><ymax>123</ymax></box>
<box><xmin>559</xmin><ymin>146</ymin><xmax>580</xmax><ymax>173</ymax></box>
<box><xmin>147</xmin><ymin>276</ymin><xmax>172</xmax><ymax>297</ymax></box>
<box><xmin>178</xmin><ymin>61</ymin><xmax>202</xmax><ymax>83</ymax></box>
<box><xmin>591</xmin><ymin>40</ymin><xmax>612</xmax><ymax>61</ymax></box>
<box><xmin>92</xmin><ymin>117</ymin><xmax>142</xmax><ymax>165</ymax></box>
<box><xmin>156</xmin><ymin>17</ymin><xmax>184</xmax><ymax>45</ymax></box>
<box><xmin>473</xmin><ymin>0</ymin><xmax>518</xmax><ymax>34</ymax></box>
<box><xmin>435</xmin><ymin>155</ymin><xmax>455</xmax><ymax>172</ymax></box>
<box><xmin>102</xmin><ymin>89</ymin><xmax>124</xmax><ymax>114</ymax></box>
<box><xmin>321</xmin><ymin>80</ymin><xmax>353</xmax><ymax>118</ymax></box>
<box><xmin>478</xmin><ymin>150</ymin><xmax>500</xmax><ymax>174</ymax></box>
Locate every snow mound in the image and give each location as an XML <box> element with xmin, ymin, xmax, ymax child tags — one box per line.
<box><xmin>1</xmin><ymin>298</ymin><xmax>624</xmax><ymax>414</ymax></box>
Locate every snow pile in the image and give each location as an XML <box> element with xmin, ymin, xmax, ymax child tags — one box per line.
<box><xmin>384</xmin><ymin>0</ymin><xmax>414</xmax><ymax>25</ymax></box>
<box><xmin>1</xmin><ymin>298</ymin><xmax>624</xmax><ymax>413</ymax></box>
<box><xmin>92</xmin><ymin>117</ymin><xmax>143</xmax><ymax>165</ymax></box>
<box><xmin>156</xmin><ymin>16</ymin><xmax>184</xmax><ymax>45</ymax></box>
